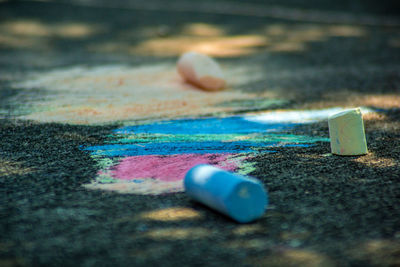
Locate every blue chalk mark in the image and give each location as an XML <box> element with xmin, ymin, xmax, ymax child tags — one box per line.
<box><xmin>84</xmin><ymin>115</ymin><xmax>329</xmax><ymax>160</ymax></box>
<box><xmin>281</xmin><ymin>144</ymin><xmax>310</xmax><ymax>148</ymax></box>
<box><xmin>84</xmin><ymin>141</ymin><xmax>305</xmax><ymax>157</ymax></box>
<box><xmin>116</xmin><ymin>116</ymin><xmax>298</xmax><ymax>135</ymax></box>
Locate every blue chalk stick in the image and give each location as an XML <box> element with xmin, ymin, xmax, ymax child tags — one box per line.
<box><xmin>184</xmin><ymin>164</ymin><xmax>268</xmax><ymax>223</ymax></box>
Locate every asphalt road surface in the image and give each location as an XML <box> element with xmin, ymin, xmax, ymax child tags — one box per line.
<box><xmin>1</xmin><ymin>1</ymin><xmax>400</xmax><ymax>266</ymax></box>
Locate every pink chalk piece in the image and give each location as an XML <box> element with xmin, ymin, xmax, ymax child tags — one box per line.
<box><xmin>109</xmin><ymin>154</ymin><xmax>238</xmax><ymax>182</ymax></box>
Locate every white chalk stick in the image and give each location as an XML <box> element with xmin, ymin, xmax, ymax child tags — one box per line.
<box><xmin>328</xmin><ymin>108</ymin><xmax>368</xmax><ymax>156</ymax></box>
<box><xmin>177</xmin><ymin>52</ymin><xmax>226</xmax><ymax>91</ymax></box>
<box><xmin>184</xmin><ymin>164</ymin><xmax>268</xmax><ymax>223</ymax></box>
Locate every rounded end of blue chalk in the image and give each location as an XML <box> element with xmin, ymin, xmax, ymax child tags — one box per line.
<box><xmin>184</xmin><ymin>164</ymin><xmax>216</xmax><ymax>190</ymax></box>
<box><xmin>226</xmin><ymin>180</ymin><xmax>268</xmax><ymax>223</ymax></box>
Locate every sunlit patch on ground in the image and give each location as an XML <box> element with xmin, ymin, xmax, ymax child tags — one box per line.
<box><xmin>140</xmin><ymin>227</ymin><xmax>211</xmax><ymax>240</ymax></box>
<box><xmin>389</xmin><ymin>38</ymin><xmax>400</xmax><ymax>48</ymax></box>
<box><xmin>363</xmin><ymin>112</ymin><xmax>387</xmax><ymax>122</ymax></box>
<box><xmin>128</xmin><ymin>244</ymin><xmax>175</xmax><ymax>262</ymax></box>
<box><xmin>232</xmin><ymin>224</ymin><xmax>265</xmax><ymax>236</ymax></box>
<box><xmin>352</xmin><ymin>152</ymin><xmax>397</xmax><ymax>168</ymax></box>
<box><xmin>246</xmin><ymin>248</ymin><xmax>336</xmax><ymax>267</ymax></box>
<box><xmin>224</xmin><ymin>238</ymin><xmax>269</xmax><ymax>250</ymax></box>
<box><xmin>362</xmin><ymin>94</ymin><xmax>400</xmax><ymax>109</ymax></box>
<box><xmin>138</xmin><ymin>207</ymin><xmax>202</xmax><ymax>222</ymax></box>
<box><xmin>0</xmin><ymin>19</ymin><xmax>103</xmax><ymax>49</ymax></box>
<box><xmin>0</xmin><ymin>10</ymin><xmax>350</xmax><ymax>57</ymax></box>
<box><xmin>0</xmin><ymin>159</ymin><xmax>36</xmax><ymax>177</ymax></box>
<box><xmin>89</xmin><ymin>22</ymin><xmax>367</xmax><ymax>57</ymax></box>
<box><xmin>347</xmin><ymin>239</ymin><xmax>400</xmax><ymax>266</ymax></box>
<box><xmin>0</xmin><ymin>258</ymin><xmax>26</xmax><ymax>267</ymax></box>
<box><xmin>130</xmin><ymin>34</ymin><xmax>268</xmax><ymax>57</ymax></box>
<box><xmin>298</xmin><ymin>92</ymin><xmax>400</xmax><ymax>111</ymax></box>
<box><xmin>181</xmin><ymin>23</ymin><xmax>225</xmax><ymax>37</ymax></box>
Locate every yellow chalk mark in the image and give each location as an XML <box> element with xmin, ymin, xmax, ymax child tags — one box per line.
<box><xmin>14</xmin><ymin>63</ymin><xmax>261</xmax><ymax>124</ymax></box>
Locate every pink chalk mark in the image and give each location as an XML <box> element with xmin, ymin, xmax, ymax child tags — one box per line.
<box><xmin>109</xmin><ymin>153</ymin><xmax>238</xmax><ymax>182</ymax></box>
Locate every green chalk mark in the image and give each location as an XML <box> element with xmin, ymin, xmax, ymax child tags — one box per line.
<box><xmin>227</xmin><ymin>154</ymin><xmax>257</xmax><ymax>175</ymax></box>
<box><xmin>107</xmin><ymin>133</ymin><xmax>329</xmax><ymax>144</ymax></box>
<box><xmin>90</xmin><ymin>155</ymin><xmax>118</xmax><ymax>169</ymax></box>
<box><xmin>1</xmin><ymin>98</ymin><xmax>60</xmax><ymax>116</ymax></box>
<box><xmin>97</xmin><ymin>175</ymin><xmax>118</xmax><ymax>184</ymax></box>
<box><xmin>109</xmin><ymin>134</ymin><xmax>242</xmax><ymax>143</ymax></box>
